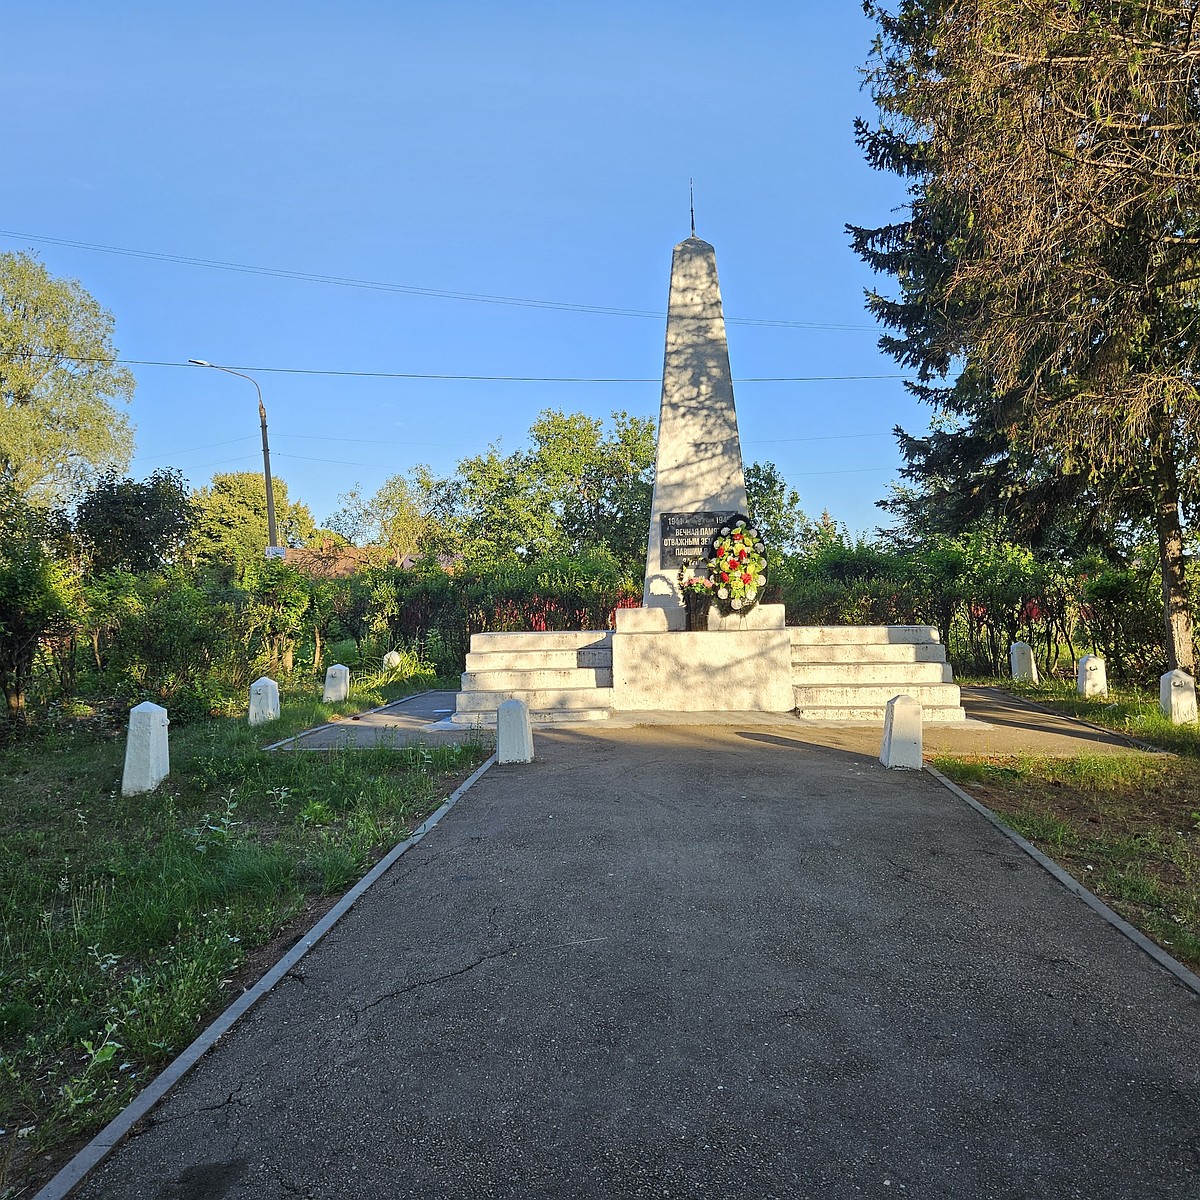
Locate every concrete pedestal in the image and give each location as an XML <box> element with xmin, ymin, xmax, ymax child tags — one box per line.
<box><xmin>707</xmin><ymin>604</ymin><xmax>785</xmax><ymax>632</ymax></box>
<box><xmin>1010</xmin><ymin>641</ymin><xmax>1038</xmax><ymax>683</ymax></box>
<box><xmin>497</xmin><ymin>699</ymin><xmax>535</xmax><ymax>763</ymax></box>
<box><xmin>122</xmin><ymin>702</ymin><xmax>170</xmax><ymax>796</ymax></box>
<box><xmin>249</xmin><ymin>676</ymin><xmax>280</xmax><ymax>725</ymax></box>
<box><xmin>611</xmin><ymin>627</ymin><xmax>794</xmax><ymax>713</ymax></box>
<box><xmin>880</xmin><ymin>695</ymin><xmax>923</xmax><ymax>769</ymax></box>
<box><xmin>324</xmin><ymin>664</ymin><xmax>350</xmax><ymax>703</ymax></box>
<box><xmin>1077</xmin><ymin>655</ymin><xmax>1108</xmax><ymax>698</ymax></box>
<box><xmin>1160</xmin><ymin>669</ymin><xmax>1198</xmax><ymax>725</ymax></box>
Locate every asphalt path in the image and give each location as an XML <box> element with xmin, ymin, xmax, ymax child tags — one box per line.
<box><xmin>288</xmin><ymin>686</ymin><xmax>1146</xmax><ymax>759</ymax></box>
<box><xmin>65</xmin><ymin>721</ymin><xmax>1199</xmax><ymax>1199</ymax></box>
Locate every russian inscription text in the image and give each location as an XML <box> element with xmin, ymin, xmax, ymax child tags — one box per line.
<box><xmin>659</xmin><ymin>511</ymin><xmax>736</xmax><ymax>569</ymax></box>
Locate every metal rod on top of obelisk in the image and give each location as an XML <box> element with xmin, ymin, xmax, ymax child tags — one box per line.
<box><xmin>690</xmin><ymin>180</ymin><xmax>696</xmax><ymax>237</ymax></box>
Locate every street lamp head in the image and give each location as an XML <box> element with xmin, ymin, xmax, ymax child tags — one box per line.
<box><xmin>186</xmin><ymin>357</ymin><xmax>277</xmax><ymax>549</ymax></box>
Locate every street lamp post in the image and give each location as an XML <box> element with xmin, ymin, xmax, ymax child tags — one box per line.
<box><xmin>188</xmin><ymin>359</ymin><xmax>279</xmax><ymax>551</ymax></box>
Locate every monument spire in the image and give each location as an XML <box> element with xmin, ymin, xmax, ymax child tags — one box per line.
<box><xmin>690</xmin><ymin>179</ymin><xmax>695</xmax><ymax>237</ymax></box>
<box><xmin>641</xmin><ymin>236</ymin><xmax>749</xmax><ymax>611</ymax></box>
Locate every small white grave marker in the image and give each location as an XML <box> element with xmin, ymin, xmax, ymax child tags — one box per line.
<box><xmin>382</xmin><ymin>650</ymin><xmax>403</xmax><ymax>671</ymax></box>
<box><xmin>324</xmin><ymin>664</ymin><xmax>350</xmax><ymax>703</ymax></box>
<box><xmin>1076</xmin><ymin>655</ymin><xmax>1107</xmax><ymax>698</ymax></box>
<box><xmin>880</xmin><ymin>694</ymin><xmax>923</xmax><ymax>770</ymax></box>
<box><xmin>1160</xmin><ymin>669</ymin><xmax>1198</xmax><ymax>725</ymax></box>
<box><xmin>122</xmin><ymin>701</ymin><xmax>170</xmax><ymax>796</ymax></box>
<box><xmin>249</xmin><ymin>676</ymin><xmax>280</xmax><ymax>725</ymax></box>
<box><xmin>1009</xmin><ymin>641</ymin><xmax>1038</xmax><ymax>683</ymax></box>
<box><xmin>497</xmin><ymin>698</ymin><xmax>534</xmax><ymax>764</ymax></box>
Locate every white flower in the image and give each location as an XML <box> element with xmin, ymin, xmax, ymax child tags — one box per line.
<box><xmin>749</xmin><ymin>527</ymin><xmax>759</xmax><ymax>537</ymax></box>
<box><xmin>717</xmin><ymin>587</ymin><xmax>729</xmax><ymax>599</ymax></box>
<box><xmin>755</xmin><ymin>575</ymin><xmax>766</xmax><ymax>585</ymax></box>
<box><xmin>720</xmin><ymin>526</ymin><xmax>730</xmax><ymax>535</ymax></box>
<box><xmin>732</xmin><ymin>597</ymin><xmax>743</xmax><ymax>609</ymax></box>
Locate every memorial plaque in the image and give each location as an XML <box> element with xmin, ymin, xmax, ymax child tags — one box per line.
<box><xmin>659</xmin><ymin>511</ymin><xmax>736</xmax><ymax>569</ymax></box>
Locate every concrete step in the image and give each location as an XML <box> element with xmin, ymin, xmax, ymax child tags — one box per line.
<box><xmin>789</xmin><ymin>625</ymin><xmax>941</xmax><ymax>647</ymax></box>
<box><xmin>796</xmin><ymin>704</ymin><xmax>968</xmax><ymax>723</ymax></box>
<box><xmin>450</xmin><ymin>706</ymin><xmax>613</xmax><ymax>726</ymax></box>
<box><xmin>791</xmin><ymin>661</ymin><xmax>952</xmax><ymax>686</ymax></box>
<box><xmin>791</xmin><ymin>642</ymin><xmax>947</xmax><ymax>666</ymax></box>
<box><xmin>793</xmin><ymin>682</ymin><xmax>961</xmax><ymax>708</ymax></box>
<box><xmin>455</xmin><ymin>687</ymin><xmax>616</xmax><ymax>713</ymax></box>
<box><xmin>461</xmin><ymin>667</ymin><xmax>614</xmax><ymax>690</ymax></box>
<box><xmin>470</xmin><ymin>630</ymin><xmax>612</xmax><ymax>654</ymax></box>
<box><xmin>464</xmin><ymin>648</ymin><xmax>611</xmax><ymax>671</ymax></box>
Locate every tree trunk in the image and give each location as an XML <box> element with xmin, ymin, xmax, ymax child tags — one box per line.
<box><xmin>1152</xmin><ymin>441</ymin><xmax>1194</xmax><ymax>675</ymax></box>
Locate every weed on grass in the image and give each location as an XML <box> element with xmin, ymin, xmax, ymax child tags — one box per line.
<box><xmin>934</xmin><ymin>751</ymin><xmax>1200</xmax><ymax>973</ymax></box>
<box><xmin>0</xmin><ymin>684</ymin><xmax>488</xmax><ymax>1194</ymax></box>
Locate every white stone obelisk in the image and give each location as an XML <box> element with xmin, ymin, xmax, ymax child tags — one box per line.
<box><xmin>643</xmin><ymin>237</ymin><xmax>749</xmax><ymax>611</ymax></box>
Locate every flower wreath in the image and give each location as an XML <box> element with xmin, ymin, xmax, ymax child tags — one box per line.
<box><xmin>707</xmin><ymin>516</ymin><xmax>768</xmax><ymax>615</ymax></box>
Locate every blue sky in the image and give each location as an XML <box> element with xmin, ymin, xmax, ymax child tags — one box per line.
<box><xmin>5</xmin><ymin>1</ymin><xmax>923</xmax><ymax>536</ymax></box>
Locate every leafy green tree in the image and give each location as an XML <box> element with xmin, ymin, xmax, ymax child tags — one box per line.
<box><xmin>192</xmin><ymin>472</ymin><xmax>314</xmax><ymax>573</ymax></box>
<box><xmin>429</xmin><ymin>409</ymin><xmax>656</xmax><ymax>568</ymax></box>
<box><xmin>238</xmin><ymin>559</ymin><xmax>312</xmax><ymax>675</ymax></box>
<box><xmin>75</xmin><ymin>468</ymin><xmax>194</xmax><ymax>574</ymax></box>
<box><xmin>523</xmin><ymin>409</ymin><xmax>655</xmax><ymax>563</ymax></box>
<box><xmin>0</xmin><ymin>251</ymin><xmax>135</xmax><ymax>504</ymax></box>
<box><xmin>326</xmin><ymin>473</ymin><xmax>428</xmax><ymax>559</ymax></box>
<box><xmin>853</xmin><ymin>0</ymin><xmax>1200</xmax><ymax>671</ymax></box>
<box><xmin>745</xmin><ymin>461</ymin><xmax>813</xmax><ymax>555</ymax></box>
<box><xmin>87</xmin><ymin>565</ymin><xmax>240</xmax><ymax>718</ymax></box>
<box><xmin>0</xmin><ymin>490</ymin><xmax>79</xmax><ymax>722</ymax></box>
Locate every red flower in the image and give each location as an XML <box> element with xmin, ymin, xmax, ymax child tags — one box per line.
<box><xmin>721</xmin><ymin>571</ymin><xmax>730</xmax><ymax>582</ymax></box>
<box><xmin>742</xmin><ymin>572</ymin><xmax>752</xmax><ymax>584</ymax></box>
<box><xmin>738</xmin><ymin>549</ymin><xmax>747</xmax><ymax>562</ymax></box>
<box><xmin>733</xmin><ymin>531</ymin><xmax>744</xmax><ymax>541</ymax></box>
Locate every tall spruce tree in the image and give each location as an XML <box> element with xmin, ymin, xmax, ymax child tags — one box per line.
<box><xmin>851</xmin><ymin>0</ymin><xmax>1200</xmax><ymax>671</ymax></box>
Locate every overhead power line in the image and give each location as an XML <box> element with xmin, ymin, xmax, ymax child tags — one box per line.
<box><xmin>38</xmin><ymin>349</ymin><xmax>910</xmax><ymax>384</ymax></box>
<box><xmin>0</xmin><ymin>230</ymin><xmax>881</xmax><ymax>333</ymax></box>
<box><xmin>259</xmin><ymin>451</ymin><xmax>901</xmax><ymax>477</ymax></box>
<box><xmin>139</xmin><ymin>428</ymin><xmax>892</xmax><ymax>463</ymax></box>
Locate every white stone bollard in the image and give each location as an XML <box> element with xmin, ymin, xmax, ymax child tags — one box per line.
<box><xmin>880</xmin><ymin>694</ymin><xmax>923</xmax><ymax>770</ymax></box>
<box><xmin>249</xmin><ymin>676</ymin><xmax>280</xmax><ymax>725</ymax></box>
<box><xmin>497</xmin><ymin>698</ymin><xmax>534</xmax><ymax>764</ymax></box>
<box><xmin>122</xmin><ymin>702</ymin><xmax>170</xmax><ymax>796</ymax></box>
<box><xmin>1076</xmin><ymin>655</ymin><xmax>1107</xmax><ymax>698</ymax></box>
<box><xmin>1160</xmin><ymin>669</ymin><xmax>1198</xmax><ymax>725</ymax></box>
<box><xmin>382</xmin><ymin>650</ymin><xmax>403</xmax><ymax>671</ymax></box>
<box><xmin>323</xmin><ymin>664</ymin><xmax>350</xmax><ymax>703</ymax></box>
<box><xmin>1009</xmin><ymin>641</ymin><xmax>1039</xmax><ymax>683</ymax></box>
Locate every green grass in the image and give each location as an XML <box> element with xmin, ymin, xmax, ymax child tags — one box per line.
<box><xmin>0</xmin><ymin>677</ymin><xmax>488</xmax><ymax>1195</ymax></box>
<box><xmin>934</xmin><ymin>751</ymin><xmax>1200</xmax><ymax>974</ymax></box>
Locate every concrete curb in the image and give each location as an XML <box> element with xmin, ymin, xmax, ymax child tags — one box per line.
<box><xmin>926</xmin><ymin>764</ymin><xmax>1200</xmax><ymax>998</ymax></box>
<box><xmin>33</xmin><ymin>753</ymin><xmax>497</xmax><ymax>1200</ymax></box>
